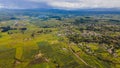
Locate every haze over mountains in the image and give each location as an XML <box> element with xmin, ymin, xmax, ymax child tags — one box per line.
<box><xmin>0</xmin><ymin>8</ymin><xmax>120</xmax><ymax>16</ymax></box>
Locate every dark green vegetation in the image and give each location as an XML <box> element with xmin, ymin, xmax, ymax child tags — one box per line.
<box><xmin>0</xmin><ymin>10</ymin><xmax>120</xmax><ymax>68</ymax></box>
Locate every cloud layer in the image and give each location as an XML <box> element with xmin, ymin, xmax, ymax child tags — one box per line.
<box><xmin>0</xmin><ymin>0</ymin><xmax>120</xmax><ymax>10</ymax></box>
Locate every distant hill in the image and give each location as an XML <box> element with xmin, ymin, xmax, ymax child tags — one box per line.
<box><xmin>0</xmin><ymin>8</ymin><xmax>120</xmax><ymax>15</ymax></box>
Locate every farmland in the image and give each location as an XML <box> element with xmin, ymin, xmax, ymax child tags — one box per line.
<box><xmin>0</xmin><ymin>10</ymin><xmax>120</xmax><ymax>68</ymax></box>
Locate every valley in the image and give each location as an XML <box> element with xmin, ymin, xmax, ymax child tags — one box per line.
<box><xmin>0</xmin><ymin>10</ymin><xmax>120</xmax><ymax>68</ymax></box>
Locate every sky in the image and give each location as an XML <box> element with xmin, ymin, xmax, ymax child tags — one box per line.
<box><xmin>0</xmin><ymin>0</ymin><xmax>120</xmax><ymax>10</ymax></box>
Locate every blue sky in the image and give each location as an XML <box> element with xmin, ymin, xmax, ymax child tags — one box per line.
<box><xmin>0</xmin><ymin>0</ymin><xmax>120</xmax><ymax>10</ymax></box>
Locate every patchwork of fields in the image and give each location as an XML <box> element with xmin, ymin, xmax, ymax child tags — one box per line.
<box><xmin>0</xmin><ymin>11</ymin><xmax>120</xmax><ymax>68</ymax></box>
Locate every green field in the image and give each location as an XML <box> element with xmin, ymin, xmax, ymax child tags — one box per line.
<box><xmin>0</xmin><ymin>11</ymin><xmax>120</xmax><ymax>68</ymax></box>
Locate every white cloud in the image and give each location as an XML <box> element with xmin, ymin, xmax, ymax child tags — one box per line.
<box><xmin>0</xmin><ymin>3</ymin><xmax>23</xmax><ymax>9</ymax></box>
<box><xmin>48</xmin><ymin>2</ymin><xmax>80</xmax><ymax>9</ymax></box>
<box><xmin>0</xmin><ymin>0</ymin><xmax>120</xmax><ymax>9</ymax></box>
<box><xmin>0</xmin><ymin>4</ymin><xmax>4</xmax><ymax>8</ymax></box>
<box><xmin>28</xmin><ymin>0</ymin><xmax>120</xmax><ymax>9</ymax></box>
